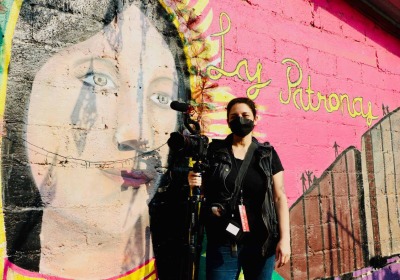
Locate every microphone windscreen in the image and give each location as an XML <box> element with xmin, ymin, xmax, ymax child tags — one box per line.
<box><xmin>170</xmin><ymin>101</ymin><xmax>190</xmax><ymax>112</ymax></box>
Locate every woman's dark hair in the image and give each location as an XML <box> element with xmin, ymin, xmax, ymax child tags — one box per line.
<box><xmin>2</xmin><ymin>0</ymin><xmax>190</xmax><ymax>271</ymax></box>
<box><xmin>226</xmin><ymin>97</ymin><xmax>257</xmax><ymax>119</ymax></box>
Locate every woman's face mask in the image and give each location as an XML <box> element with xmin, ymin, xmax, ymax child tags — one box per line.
<box><xmin>228</xmin><ymin>116</ymin><xmax>255</xmax><ymax>137</ymax></box>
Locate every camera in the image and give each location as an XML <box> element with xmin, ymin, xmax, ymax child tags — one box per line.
<box><xmin>167</xmin><ymin>132</ymin><xmax>208</xmax><ymax>160</ymax></box>
<box><xmin>167</xmin><ymin>101</ymin><xmax>209</xmax><ymax>171</ymax></box>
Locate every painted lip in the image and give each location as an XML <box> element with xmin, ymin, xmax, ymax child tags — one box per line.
<box><xmin>101</xmin><ymin>169</ymin><xmax>152</xmax><ymax>188</ymax></box>
<box><xmin>121</xmin><ymin>170</ymin><xmax>151</xmax><ymax>188</ymax></box>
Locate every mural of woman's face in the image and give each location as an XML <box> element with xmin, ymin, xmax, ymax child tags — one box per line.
<box><xmin>25</xmin><ymin>3</ymin><xmax>178</xmax><ymax>278</ymax></box>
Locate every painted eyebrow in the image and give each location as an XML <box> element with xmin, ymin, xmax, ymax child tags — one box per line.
<box><xmin>73</xmin><ymin>56</ymin><xmax>118</xmax><ymax>69</ymax></box>
<box><xmin>150</xmin><ymin>76</ymin><xmax>177</xmax><ymax>84</ymax></box>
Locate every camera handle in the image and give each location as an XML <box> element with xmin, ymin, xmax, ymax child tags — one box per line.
<box><xmin>184</xmin><ymin>111</ymin><xmax>201</xmax><ymax>135</ymax></box>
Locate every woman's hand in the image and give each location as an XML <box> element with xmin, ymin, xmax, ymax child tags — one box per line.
<box><xmin>188</xmin><ymin>171</ymin><xmax>202</xmax><ymax>189</ymax></box>
<box><xmin>272</xmin><ymin>171</ymin><xmax>291</xmax><ymax>268</ymax></box>
<box><xmin>275</xmin><ymin>237</ymin><xmax>291</xmax><ymax>268</ymax></box>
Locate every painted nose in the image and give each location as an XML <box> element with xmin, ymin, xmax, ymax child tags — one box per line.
<box><xmin>115</xmin><ymin>88</ymin><xmax>147</xmax><ymax>151</ymax></box>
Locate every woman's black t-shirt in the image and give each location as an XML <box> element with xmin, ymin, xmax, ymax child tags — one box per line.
<box><xmin>225</xmin><ymin>148</ymin><xmax>284</xmax><ymax>246</ymax></box>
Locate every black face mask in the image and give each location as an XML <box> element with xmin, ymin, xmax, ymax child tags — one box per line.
<box><xmin>228</xmin><ymin>116</ymin><xmax>255</xmax><ymax>137</ymax></box>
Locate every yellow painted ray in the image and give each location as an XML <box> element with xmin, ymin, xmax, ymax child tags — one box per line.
<box><xmin>195</xmin><ymin>8</ymin><xmax>213</xmax><ymax>33</ymax></box>
<box><xmin>208</xmin><ymin>89</ymin><xmax>235</xmax><ymax>103</ymax></box>
<box><xmin>191</xmin><ymin>0</ymin><xmax>209</xmax><ymax>15</ymax></box>
<box><xmin>206</xmin><ymin>38</ymin><xmax>220</xmax><ymax>58</ymax></box>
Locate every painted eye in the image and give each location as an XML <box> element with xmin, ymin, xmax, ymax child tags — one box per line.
<box><xmin>81</xmin><ymin>73</ymin><xmax>116</xmax><ymax>89</ymax></box>
<box><xmin>150</xmin><ymin>92</ymin><xmax>172</xmax><ymax>108</ymax></box>
<box><xmin>93</xmin><ymin>75</ymin><xmax>107</xmax><ymax>86</ymax></box>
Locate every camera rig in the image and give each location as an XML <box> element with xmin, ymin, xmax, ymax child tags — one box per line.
<box><xmin>166</xmin><ymin>102</ymin><xmax>209</xmax><ymax>280</ymax></box>
<box><xmin>167</xmin><ymin>106</ymin><xmax>209</xmax><ymax>173</ymax></box>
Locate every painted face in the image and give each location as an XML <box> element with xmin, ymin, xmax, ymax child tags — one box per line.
<box><xmin>26</xmin><ymin>4</ymin><xmax>178</xmax><ymax>278</ymax></box>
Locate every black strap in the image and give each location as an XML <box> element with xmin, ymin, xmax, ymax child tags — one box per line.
<box><xmin>230</xmin><ymin>142</ymin><xmax>257</xmax><ymax>211</ymax></box>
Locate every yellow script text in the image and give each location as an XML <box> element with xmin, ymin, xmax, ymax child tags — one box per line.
<box><xmin>279</xmin><ymin>58</ymin><xmax>378</xmax><ymax>126</ymax></box>
<box><xmin>206</xmin><ymin>12</ymin><xmax>271</xmax><ymax>100</ymax></box>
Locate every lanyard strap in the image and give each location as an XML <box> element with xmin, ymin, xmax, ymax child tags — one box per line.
<box><xmin>230</xmin><ymin>142</ymin><xmax>257</xmax><ymax>211</ymax></box>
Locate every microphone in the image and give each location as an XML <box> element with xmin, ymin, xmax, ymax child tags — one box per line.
<box><xmin>170</xmin><ymin>101</ymin><xmax>192</xmax><ymax>112</ymax></box>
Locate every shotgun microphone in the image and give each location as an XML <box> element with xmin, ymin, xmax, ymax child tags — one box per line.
<box><xmin>170</xmin><ymin>101</ymin><xmax>192</xmax><ymax>113</ymax></box>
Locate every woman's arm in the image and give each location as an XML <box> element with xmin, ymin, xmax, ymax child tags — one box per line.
<box><xmin>272</xmin><ymin>171</ymin><xmax>291</xmax><ymax>268</ymax></box>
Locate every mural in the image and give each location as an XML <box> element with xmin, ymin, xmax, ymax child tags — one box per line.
<box><xmin>0</xmin><ymin>0</ymin><xmax>399</xmax><ymax>279</ymax></box>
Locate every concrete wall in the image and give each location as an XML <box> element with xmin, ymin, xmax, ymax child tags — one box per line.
<box><xmin>0</xmin><ymin>0</ymin><xmax>399</xmax><ymax>279</ymax></box>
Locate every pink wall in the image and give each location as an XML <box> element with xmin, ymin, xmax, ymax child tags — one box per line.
<box><xmin>203</xmin><ymin>0</ymin><xmax>400</xmax><ymax>205</ymax></box>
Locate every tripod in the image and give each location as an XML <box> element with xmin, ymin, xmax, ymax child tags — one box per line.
<box><xmin>186</xmin><ymin>160</ymin><xmax>206</xmax><ymax>280</ymax></box>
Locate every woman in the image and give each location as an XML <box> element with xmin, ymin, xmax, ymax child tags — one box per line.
<box><xmin>189</xmin><ymin>97</ymin><xmax>290</xmax><ymax>280</ymax></box>
<box><xmin>2</xmin><ymin>0</ymin><xmax>190</xmax><ymax>278</ymax></box>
